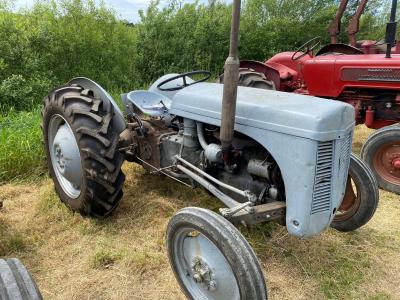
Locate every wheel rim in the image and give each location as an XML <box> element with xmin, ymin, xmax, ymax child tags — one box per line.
<box><xmin>48</xmin><ymin>114</ymin><xmax>83</xmax><ymax>199</ymax></box>
<box><xmin>334</xmin><ymin>175</ymin><xmax>361</xmax><ymax>222</ymax></box>
<box><xmin>372</xmin><ymin>141</ymin><xmax>400</xmax><ymax>185</ymax></box>
<box><xmin>172</xmin><ymin>227</ymin><xmax>240</xmax><ymax>300</ymax></box>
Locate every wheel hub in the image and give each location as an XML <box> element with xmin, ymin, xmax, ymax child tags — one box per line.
<box><xmin>48</xmin><ymin>115</ymin><xmax>83</xmax><ymax>199</ymax></box>
<box><xmin>52</xmin><ymin>123</ymin><xmax>83</xmax><ymax>187</ymax></box>
<box><xmin>174</xmin><ymin>228</ymin><xmax>240</xmax><ymax>300</ymax></box>
<box><xmin>373</xmin><ymin>142</ymin><xmax>400</xmax><ymax>185</ymax></box>
<box><xmin>392</xmin><ymin>158</ymin><xmax>400</xmax><ymax>169</ymax></box>
<box><xmin>191</xmin><ymin>257</ymin><xmax>217</xmax><ymax>291</ymax></box>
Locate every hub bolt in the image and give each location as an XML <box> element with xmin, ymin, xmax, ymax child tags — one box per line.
<box><xmin>193</xmin><ymin>273</ymin><xmax>202</xmax><ymax>283</ymax></box>
<box><xmin>208</xmin><ymin>280</ymin><xmax>217</xmax><ymax>291</ymax></box>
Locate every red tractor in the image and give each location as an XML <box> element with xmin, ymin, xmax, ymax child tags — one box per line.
<box><xmin>228</xmin><ymin>0</ymin><xmax>400</xmax><ymax>194</ymax></box>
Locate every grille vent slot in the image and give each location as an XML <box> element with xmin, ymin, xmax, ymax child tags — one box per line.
<box><xmin>311</xmin><ymin>141</ymin><xmax>334</xmax><ymax>214</ymax></box>
<box><xmin>338</xmin><ymin>133</ymin><xmax>352</xmax><ymax>188</ymax></box>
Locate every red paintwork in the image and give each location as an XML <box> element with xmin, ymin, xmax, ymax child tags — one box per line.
<box><xmin>393</xmin><ymin>158</ymin><xmax>400</xmax><ymax>169</ymax></box>
<box><xmin>243</xmin><ymin>50</ymin><xmax>400</xmax><ymax>129</ymax></box>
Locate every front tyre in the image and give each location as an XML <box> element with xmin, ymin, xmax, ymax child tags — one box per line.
<box><xmin>42</xmin><ymin>84</ymin><xmax>125</xmax><ymax>217</ymax></box>
<box><xmin>331</xmin><ymin>154</ymin><xmax>379</xmax><ymax>232</ymax></box>
<box><xmin>167</xmin><ymin>207</ymin><xmax>267</xmax><ymax>300</ymax></box>
<box><xmin>0</xmin><ymin>258</ymin><xmax>42</xmax><ymax>300</ymax></box>
<box><xmin>361</xmin><ymin>124</ymin><xmax>400</xmax><ymax>194</ymax></box>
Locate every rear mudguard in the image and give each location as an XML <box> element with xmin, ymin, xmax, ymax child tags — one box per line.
<box><xmin>68</xmin><ymin>77</ymin><xmax>126</xmax><ymax>134</ymax></box>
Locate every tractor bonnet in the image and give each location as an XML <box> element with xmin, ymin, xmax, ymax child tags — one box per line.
<box><xmin>170</xmin><ymin>82</ymin><xmax>355</xmax><ymax>141</ymax></box>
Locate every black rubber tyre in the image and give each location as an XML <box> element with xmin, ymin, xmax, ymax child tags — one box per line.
<box><xmin>167</xmin><ymin>207</ymin><xmax>267</xmax><ymax>300</ymax></box>
<box><xmin>41</xmin><ymin>84</ymin><xmax>125</xmax><ymax>217</ymax></box>
<box><xmin>331</xmin><ymin>154</ymin><xmax>379</xmax><ymax>232</ymax></box>
<box><xmin>217</xmin><ymin>68</ymin><xmax>275</xmax><ymax>90</ymax></box>
<box><xmin>0</xmin><ymin>258</ymin><xmax>42</xmax><ymax>300</ymax></box>
<box><xmin>361</xmin><ymin>124</ymin><xmax>400</xmax><ymax>194</ymax></box>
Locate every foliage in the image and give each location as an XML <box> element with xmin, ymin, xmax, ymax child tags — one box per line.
<box><xmin>0</xmin><ymin>0</ymin><xmax>137</xmax><ymax>112</ymax></box>
<box><xmin>136</xmin><ymin>0</ymin><xmax>231</xmax><ymax>84</ymax></box>
<box><xmin>136</xmin><ymin>0</ymin><xmax>388</xmax><ymax>82</ymax></box>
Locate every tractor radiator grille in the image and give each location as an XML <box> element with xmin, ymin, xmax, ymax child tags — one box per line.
<box><xmin>338</xmin><ymin>133</ymin><xmax>352</xmax><ymax>188</ymax></box>
<box><xmin>311</xmin><ymin>141</ymin><xmax>334</xmax><ymax>214</ymax></box>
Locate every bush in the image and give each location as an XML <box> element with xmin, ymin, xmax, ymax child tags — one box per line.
<box><xmin>0</xmin><ymin>74</ymin><xmax>52</xmax><ymax>112</ymax></box>
<box><xmin>0</xmin><ymin>0</ymin><xmax>138</xmax><ymax>113</ymax></box>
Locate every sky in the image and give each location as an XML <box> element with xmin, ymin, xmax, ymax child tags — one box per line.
<box><xmin>14</xmin><ymin>0</ymin><xmax>209</xmax><ymax>23</ymax></box>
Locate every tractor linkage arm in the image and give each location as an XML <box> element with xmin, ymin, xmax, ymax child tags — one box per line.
<box><xmin>328</xmin><ymin>0</ymin><xmax>349</xmax><ymax>44</ymax></box>
<box><xmin>328</xmin><ymin>0</ymin><xmax>368</xmax><ymax>47</ymax></box>
<box><xmin>348</xmin><ymin>0</ymin><xmax>368</xmax><ymax>47</ymax></box>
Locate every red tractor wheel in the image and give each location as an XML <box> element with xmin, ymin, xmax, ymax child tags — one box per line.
<box><xmin>361</xmin><ymin>124</ymin><xmax>400</xmax><ymax>194</ymax></box>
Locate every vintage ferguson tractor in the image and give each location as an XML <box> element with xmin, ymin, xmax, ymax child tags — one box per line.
<box><xmin>41</xmin><ymin>0</ymin><xmax>378</xmax><ymax>298</ymax></box>
<box><xmin>226</xmin><ymin>0</ymin><xmax>400</xmax><ymax>197</ymax></box>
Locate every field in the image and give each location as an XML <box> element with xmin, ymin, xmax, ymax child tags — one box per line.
<box><xmin>0</xmin><ymin>125</ymin><xmax>399</xmax><ymax>300</ymax></box>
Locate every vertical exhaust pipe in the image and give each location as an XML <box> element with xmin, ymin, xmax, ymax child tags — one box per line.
<box><xmin>386</xmin><ymin>0</ymin><xmax>398</xmax><ymax>58</ymax></box>
<box><xmin>220</xmin><ymin>0</ymin><xmax>241</xmax><ymax>157</ymax></box>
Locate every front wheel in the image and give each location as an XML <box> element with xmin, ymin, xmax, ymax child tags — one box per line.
<box><xmin>361</xmin><ymin>124</ymin><xmax>400</xmax><ymax>194</ymax></box>
<box><xmin>166</xmin><ymin>207</ymin><xmax>267</xmax><ymax>300</ymax></box>
<box><xmin>331</xmin><ymin>154</ymin><xmax>379</xmax><ymax>232</ymax></box>
<box><xmin>42</xmin><ymin>83</ymin><xmax>125</xmax><ymax>217</ymax></box>
<box><xmin>0</xmin><ymin>258</ymin><xmax>42</xmax><ymax>300</ymax></box>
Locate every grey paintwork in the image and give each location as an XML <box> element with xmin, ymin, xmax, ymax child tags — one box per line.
<box><xmin>124</xmin><ymin>75</ymin><xmax>355</xmax><ymax>238</ymax></box>
<box><xmin>125</xmin><ymin>90</ymin><xmax>171</xmax><ymax>117</ymax></box>
<box><xmin>170</xmin><ymin>83</ymin><xmax>354</xmax><ymax>141</ymax></box>
<box><xmin>159</xmin><ymin>80</ymin><xmax>353</xmax><ymax>238</ymax></box>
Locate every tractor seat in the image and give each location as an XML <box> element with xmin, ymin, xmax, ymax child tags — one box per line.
<box><xmin>126</xmin><ymin>90</ymin><xmax>172</xmax><ymax>117</ymax></box>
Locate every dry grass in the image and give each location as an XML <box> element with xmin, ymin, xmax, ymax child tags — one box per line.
<box><xmin>0</xmin><ymin>125</ymin><xmax>399</xmax><ymax>300</ymax></box>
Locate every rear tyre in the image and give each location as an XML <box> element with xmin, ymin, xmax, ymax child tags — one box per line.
<box><xmin>217</xmin><ymin>68</ymin><xmax>275</xmax><ymax>90</ymax></box>
<box><xmin>361</xmin><ymin>124</ymin><xmax>400</xmax><ymax>194</ymax></box>
<box><xmin>331</xmin><ymin>154</ymin><xmax>379</xmax><ymax>232</ymax></box>
<box><xmin>41</xmin><ymin>83</ymin><xmax>125</xmax><ymax>217</ymax></box>
<box><xmin>167</xmin><ymin>207</ymin><xmax>267</xmax><ymax>300</ymax></box>
<box><xmin>0</xmin><ymin>258</ymin><xmax>42</xmax><ymax>300</ymax></box>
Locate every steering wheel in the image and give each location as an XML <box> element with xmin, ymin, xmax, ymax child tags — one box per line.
<box><xmin>292</xmin><ymin>37</ymin><xmax>321</xmax><ymax>60</ymax></box>
<box><xmin>157</xmin><ymin>70</ymin><xmax>211</xmax><ymax>91</ymax></box>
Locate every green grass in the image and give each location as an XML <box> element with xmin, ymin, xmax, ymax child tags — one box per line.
<box><xmin>0</xmin><ymin>108</ymin><xmax>45</xmax><ymax>183</ymax></box>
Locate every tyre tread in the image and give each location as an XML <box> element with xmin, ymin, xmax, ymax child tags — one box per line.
<box><xmin>42</xmin><ymin>83</ymin><xmax>125</xmax><ymax>217</ymax></box>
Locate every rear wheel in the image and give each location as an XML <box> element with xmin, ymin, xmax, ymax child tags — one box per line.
<box><xmin>217</xmin><ymin>68</ymin><xmax>275</xmax><ymax>90</ymax></box>
<box><xmin>361</xmin><ymin>124</ymin><xmax>400</xmax><ymax>194</ymax></box>
<box><xmin>167</xmin><ymin>207</ymin><xmax>267</xmax><ymax>300</ymax></box>
<box><xmin>42</xmin><ymin>84</ymin><xmax>125</xmax><ymax>217</ymax></box>
<box><xmin>0</xmin><ymin>258</ymin><xmax>42</xmax><ymax>300</ymax></box>
<box><xmin>331</xmin><ymin>154</ymin><xmax>379</xmax><ymax>232</ymax></box>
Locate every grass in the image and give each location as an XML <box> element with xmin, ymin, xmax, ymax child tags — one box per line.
<box><xmin>0</xmin><ymin>126</ymin><xmax>399</xmax><ymax>299</ymax></box>
<box><xmin>0</xmin><ymin>108</ymin><xmax>45</xmax><ymax>183</ymax></box>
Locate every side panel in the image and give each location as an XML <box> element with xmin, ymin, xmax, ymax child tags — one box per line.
<box><xmin>303</xmin><ymin>54</ymin><xmax>400</xmax><ymax>98</ymax></box>
<box><xmin>302</xmin><ymin>57</ymin><xmax>338</xmax><ymax>97</ymax></box>
<box><xmin>173</xmin><ymin>110</ymin><xmax>351</xmax><ymax>238</ymax></box>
